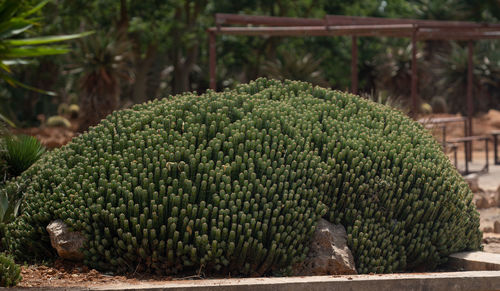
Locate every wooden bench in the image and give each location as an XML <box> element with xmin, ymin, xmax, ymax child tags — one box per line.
<box><xmin>447</xmin><ymin>136</ymin><xmax>489</xmax><ymax>175</ymax></box>
<box><xmin>492</xmin><ymin>130</ymin><xmax>500</xmax><ymax>165</ymax></box>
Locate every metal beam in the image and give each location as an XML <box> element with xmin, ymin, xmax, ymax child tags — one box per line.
<box><xmin>325</xmin><ymin>14</ymin><xmax>500</xmax><ymax>29</ymax></box>
<box><xmin>216</xmin><ymin>13</ymin><xmax>500</xmax><ymax>29</ymax></box>
<box><xmin>215</xmin><ymin>13</ymin><xmax>324</xmax><ymax>27</ymax></box>
<box><xmin>208</xmin><ymin>24</ymin><xmax>414</xmax><ymax>37</ymax></box>
<box><xmin>208</xmin><ymin>26</ymin><xmax>500</xmax><ymax>40</ymax></box>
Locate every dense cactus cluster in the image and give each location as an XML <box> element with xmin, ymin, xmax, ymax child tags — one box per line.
<box><xmin>4</xmin><ymin>79</ymin><xmax>480</xmax><ymax>275</ymax></box>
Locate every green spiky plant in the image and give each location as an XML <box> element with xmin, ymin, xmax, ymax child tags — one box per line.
<box><xmin>0</xmin><ymin>135</ymin><xmax>43</xmax><ymax>227</ymax></box>
<box><xmin>262</xmin><ymin>49</ymin><xmax>329</xmax><ymax>87</ymax></box>
<box><xmin>4</xmin><ymin>79</ymin><xmax>480</xmax><ymax>275</ymax></box>
<box><xmin>0</xmin><ymin>252</ymin><xmax>21</xmax><ymax>287</ymax></box>
<box><xmin>4</xmin><ymin>135</ymin><xmax>45</xmax><ymax>177</ymax></box>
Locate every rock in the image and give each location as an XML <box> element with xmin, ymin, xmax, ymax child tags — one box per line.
<box><xmin>474</xmin><ymin>191</ymin><xmax>498</xmax><ymax>209</ymax></box>
<box><xmin>46</xmin><ymin>220</ymin><xmax>85</xmax><ymax>261</ymax></box>
<box><xmin>464</xmin><ymin>173</ymin><xmax>481</xmax><ymax>193</ymax></box>
<box><xmin>485</xmin><ymin>190</ymin><xmax>499</xmax><ymax>208</ymax></box>
<box><xmin>293</xmin><ymin>219</ymin><xmax>357</xmax><ymax>275</ymax></box>
<box><xmin>483</xmin><ymin>226</ymin><xmax>494</xmax><ymax>233</ymax></box>
<box><xmin>487</xmin><ymin>197</ymin><xmax>498</xmax><ymax>209</ymax></box>
<box><xmin>495</xmin><ymin>221</ymin><xmax>500</xmax><ymax>234</ymax></box>
<box><xmin>486</xmin><ymin>109</ymin><xmax>500</xmax><ymax>128</ymax></box>
<box><xmin>474</xmin><ymin>194</ymin><xmax>489</xmax><ymax>209</ymax></box>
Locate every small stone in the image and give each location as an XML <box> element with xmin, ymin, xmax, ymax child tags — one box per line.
<box><xmin>475</xmin><ymin>195</ymin><xmax>489</xmax><ymax>209</ymax></box>
<box><xmin>495</xmin><ymin>221</ymin><xmax>500</xmax><ymax>234</ymax></box>
<box><xmin>485</xmin><ymin>190</ymin><xmax>499</xmax><ymax>208</ymax></box>
<box><xmin>464</xmin><ymin>173</ymin><xmax>481</xmax><ymax>193</ymax></box>
<box><xmin>483</xmin><ymin>226</ymin><xmax>494</xmax><ymax>233</ymax></box>
<box><xmin>46</xmin><ymin>220</ymin><xmax>85</xmax><ymax>261</ymax></box>
<box><xmin>293</xmin><ymin>219</ymin><xmax>357</xmax><ymax>275</ymax></box>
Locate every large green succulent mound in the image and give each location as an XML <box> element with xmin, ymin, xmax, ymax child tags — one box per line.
<box><xmin>4</xmin><ymin>78</ymin><xmax>480</xmax><ymax>274</ymax></box>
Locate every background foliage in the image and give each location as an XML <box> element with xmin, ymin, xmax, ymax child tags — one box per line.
<box><xmin>1</xmin><ymin>0</ymin><xmax>500</xmax><ymax>128</ymax></box>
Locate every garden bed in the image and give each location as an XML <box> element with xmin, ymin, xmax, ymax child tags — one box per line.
<box><xmin>15</xmin><ymin>253</ymin><xmax>500</xmax><ymax>289</ymax></box>
<box><xmin>14</xmin><ymin>262</ymin><xmax>500</xmax><ymax>291</ymax></box>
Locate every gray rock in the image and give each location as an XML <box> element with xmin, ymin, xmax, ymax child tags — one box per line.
<box><xmin>46</xmin><ymin>220</ymin><xmax>85</xmax><ymax>261</ymax></box>
<box><xmin>293</xmin><ymin>218</ymin><xmax>357</xmax><ymax>275</ymax></box>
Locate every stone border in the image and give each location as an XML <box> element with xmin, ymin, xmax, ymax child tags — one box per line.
<box><xmin>449</xmin><ymin>251</ymin><xmax>500</xmax><ymax>271</ymax></box>
<box><xmin>7</xmin><ymin>271</ymin><xmax>500</xmax><ymax>291</ymax></box>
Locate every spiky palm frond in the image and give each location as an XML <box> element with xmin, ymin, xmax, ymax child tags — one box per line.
<box><xmin>0</xmin><ymin>0</ymin><xmax>92</xmax><ymax>95</ymax></box>
<box><xmin>262</xmin><ymin>50</ymin><xmax>329</xmax><ymax>87</ymax></box>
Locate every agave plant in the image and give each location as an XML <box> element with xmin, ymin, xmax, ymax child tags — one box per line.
<box><xmin>3</xmin><ymin>135</ymin><xmax>45</xmax><ymax>177</ymax></box>
<box><xmin>432</xmin><ymin>42</ymin><xmax>485</xmax><ymax>113</ymax></box>
<box><xmin>0</xmin><ymin>134</ymin><xmax>43</xmax><ymax>224</ymax></box>
<box><xmin>361</xmin><ymin>90</ymin><xmax>409</xmax><ymax>113</ymax></box>
<box><xmin>262</xmin><ymin>49</ymin><xmax>329</xmax><ymax>87</ymax></box>
<box><xmin>372</xmin><ymin>44</ymin><xmax>425</xmax><ymax>99</ymax></box>
<box><xmin>0</xmin><ymin>0</ymin><xmax>92</xmax><ymax>95</ymax></box>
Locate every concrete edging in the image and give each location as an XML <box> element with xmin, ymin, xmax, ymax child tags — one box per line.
<box><xmin>8</xmin><ymin>271</ymin><xmax>500</xmax><ymax>291</ymax></box>
<box><xmin>449</xmin><ymin>252</ymin><xmax>500</xmax><ymax>271</ymax></box>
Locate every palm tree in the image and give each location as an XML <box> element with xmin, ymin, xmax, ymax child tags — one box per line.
<box><xmin>72</xmin><ymin>31</ymin><xmax>132</xmax><ymax>132</ymax></box>
<box><xmin>261</xmin><ymin>49</ymin><xmax>329</xmax><ymax>87</ymax></box>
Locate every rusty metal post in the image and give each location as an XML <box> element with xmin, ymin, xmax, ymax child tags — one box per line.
<box><xmin>467</xmin><ymin>41</ymin><xmax>474</xmax><ymax>161</ymax></box>
<box><xmin>351</xmin><ymin>36</ymin><xmax>358</xmax><ymax>94</ymax></box>
<box><xmin>209</xmin><ymin>31</ymin><xmax>216</xmax><ymax>90</ymax></box>
<box><xmin>411</xmin><ymin>26</ymin><xmax>419</xmax><ymax>117</ymax></box>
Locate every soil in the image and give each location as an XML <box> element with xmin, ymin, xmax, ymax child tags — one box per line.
<box><xmin>14</xmin><ymin>126</ymin><xmax>76</xmax><ymax>149</ymax></box>
<box><xmin>18</xmin><ymin>259</ymin><xmax>180</xmax><ymax>288</ymax></box>
<box><xmin>479</xmin><ymin>207</ymin><xmax>500</xmax><ymax>254</ymax></box>
<box><xmin>479</xmin><ymin>207</ymin><xmax>500</xmax><ymax>231</ymax></box>
<box><xmin>483</xmin><ymin>232</ymin><xmax>500</xmax><ymax>254</ymax></box>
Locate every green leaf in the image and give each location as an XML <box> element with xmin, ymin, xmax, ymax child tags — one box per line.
<box><xmin>4</xmin><ymin>46</ymin><xmax>70</xmax><ymax>58</ymax></box>
<box><xmin>0</xmin><ymin>72</ymin><xmax>56</xmax><ymax>96</ymax></box>
<box><xmin>0</xmin><ymin>22</ymin><xmax>32</xmax><ymax>40</ymax></box>
<box><xmin>0</xmin><ymin>190</ymin><xmax>7</xmax><ymax>223</ymax></box>
<box><xmin>0</xmin><ymin>61</ymin><xmax>11</xmax><ymax>73</ymax></box>
<box><xmin>5</xmin><ymin>31</ymin><xmax>94</xmax><ymax>46</ymax></box>
<box><xmin>0</xmin><ymin>113</ymin><xmax>15</xmax><ymax>127</ymax></box>
<box><xmin>0</xmin><ymin>0</ymin><xmax>20</xmax><ymax>24</ymax></box>
<box><xmin>2</xmin><ymin>59</ymin><xmax>32</xmax><ymax>66</ymax></box>
<box><xmin>20</xmin><ymin>0</ymin><xmax>50</xmax><ymax>17</ymax></box>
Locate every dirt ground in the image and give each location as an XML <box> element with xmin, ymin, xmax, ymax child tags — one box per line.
<box><xmin>18</xmin><ymin>259</ymin><xmax>181</xmax><ymax>288</ymax></box>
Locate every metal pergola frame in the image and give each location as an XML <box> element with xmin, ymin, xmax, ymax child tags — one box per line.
<box><xmin>208</xmin><ymin>13</ymin><xmax>500</xmax><ymax>139</ymax></box>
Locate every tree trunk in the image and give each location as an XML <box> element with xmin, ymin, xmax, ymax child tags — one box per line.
<box><xmin>132</xmin><ymin>44</ymin><xmax>157</xmax><ymax>103</ymax></box>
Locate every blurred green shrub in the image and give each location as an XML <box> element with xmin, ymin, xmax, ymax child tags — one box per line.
<box><xmin>0</xmin><ymin>252</ymin><xmax>21</xmax><ymax>287</ymax></box>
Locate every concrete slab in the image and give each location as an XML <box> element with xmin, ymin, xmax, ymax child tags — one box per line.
<box><xmin>8</xmin><ymin>271</ymin><xmax>500</xmax><ymax>291</ymax></box>
<box><xmin>449</xmin><ymin>251</ymin><xmax>500</xmax><ymax>271</ymax></box>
